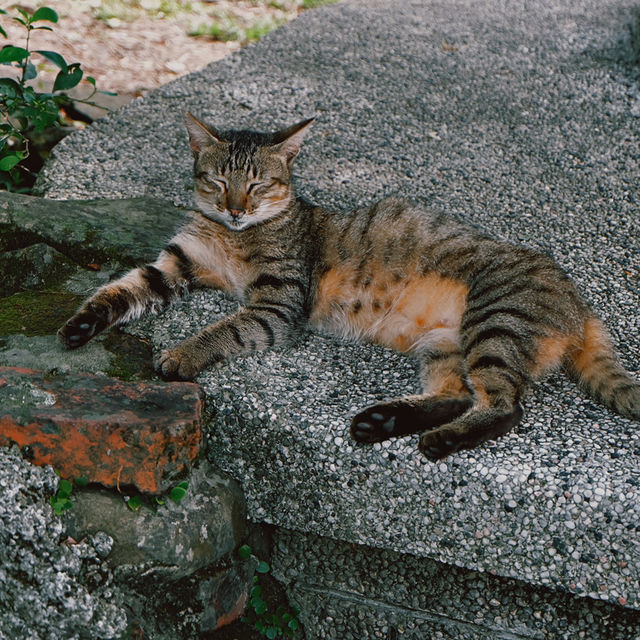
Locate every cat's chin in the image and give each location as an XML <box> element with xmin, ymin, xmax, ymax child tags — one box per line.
<box><xmin>222</xmin><ymin>217</ymin><xmax>253</xmax><ymax>231</ymax></box>
<box><xmin>196</xmin><ymin>208</ymin><xmax>250</xmax><ymax>230</ymax></box>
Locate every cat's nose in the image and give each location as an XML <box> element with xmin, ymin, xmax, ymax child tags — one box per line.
<box><xmin>229</xmin><ymin>208</ymin><xmax>245</xmax><ymax>219</ymax></box>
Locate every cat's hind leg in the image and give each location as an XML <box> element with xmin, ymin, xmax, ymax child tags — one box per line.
<box><xmin>350</xmin><ymin>348</ymin><xmax>473</xmax><ymax>443</ymax></box>
<box><xmin>418</xmin><ymin>355</ymin><xmax>526</xmax><ymax>460</ymax></box>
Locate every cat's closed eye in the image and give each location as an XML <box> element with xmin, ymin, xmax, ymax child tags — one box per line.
<box><xmin>197</xmin><ymin>174</ymin><xmax>227</xmax><ymax>193</ymax></box>
<box><xmin>247</xmin><ymin>181</ymin><xmax>265</xmax><ymax>194</ymax></box>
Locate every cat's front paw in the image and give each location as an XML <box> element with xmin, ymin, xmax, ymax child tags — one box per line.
<box><xmin>154</xmin><ymin>345</ymin><xmax>204</xmax><ymax>381</ymax></box>
<box><xmin>58</xmin><ymin>311</ymin><xmax>107</xmax><ymax>349</ymax></box>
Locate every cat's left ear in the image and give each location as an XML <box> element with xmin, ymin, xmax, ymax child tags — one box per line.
<box><xmin>270</xmin><ymin>117</ymin><xmax>315</xmax><ymax>166</ymax></box>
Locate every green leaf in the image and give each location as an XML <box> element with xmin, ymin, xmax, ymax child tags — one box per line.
<box><xmin>288</xmin><ymin>618</ymin><xmax>299</xmax><ymax>631</ymax></box>
<box><xmin>0</xmin><ymin>46</ymin><xmax>29</xmax><ymax>63</ymax></box>
<box><xmin>0</xmin><ymin>78</ymin><xmax>23</xmax><ymax>98</ymax></box>
<box><xmin>253</xmin><ymin>599</ymin><xmax>267</xmax><ymax>615</ymax></box>
<box><xmin>31</xmin><ymin>7</ymin><xmax>59</xmax><ymax>24</ymax></box>
<box><xmin>86</xmin><ymin>76</ymin><xmax>96</xmax><ymax>86</ymax></box>
<box><xmin>58</xmin><ymin>478</ymin><xmax>73</xmax><ymax>498</ymax></box>
<box><xmin>266</xmin><ymin>628</ymin><xmax>277</xmax><ymax>639</ymax></box>
<box><xmin>50</xmin><ymin>495</ymin><xmax>73</xmax><ymax>515</ymax></box>
<box><xmin>53</xmin><ymin>64</ymin><xmax>83</xmax><ymax>92</ymax></box>
<box><xmin>0</xmin><ymin>25</ymin><xmax>6</xmax><ymax>39</ymax></box>
<box><xmin>33</xmin><ymin>26</ymin><xmax>54</xmax><ymax>31</ymax></box>
<box><xmin>0</xmin><ymin>153</ymin><xmax>23</xmax><ymax>171</ymax></box>
<box><xmin>169</xmin><ymin>483</ymin><xmax>188</xmax><ymax>502</ymax></box>
<box><xmin>12</xmin><ymin>16</ymin><xmax>27</xmax><ymax>27</ymax></box>
<box><xmin>127</xmin><ymin>495</ymin><xmax>142</xmax><ymax>511</ymax></box>
<box><xmin>75</xmin><ymin>475</ymin><xmax>89</xmax><ymax>487</ymax></box>
<box><xmin>238</xmin><ymin>544</ymin><xmax>252</xmax><ymax>560</ymax></box>
<box><xmin>23</xmin><ymin>62</ymin><xmax>37</xmax><ymax>81</ymax></box>
<box><xmin>250</xmin><ymin>585</ymin><xmax>262</xmax><ymax>598</ymax></box>
<box><xmin>36</xmin><ymin>50</ymin><xmax>67</xmax><ymax>70</ymax></box>
<box><xmin>21</xmin><ymin>101</ymin><xmax>60</xmax><ymax>131</ymax></box>
<box><xmin>176</xmin><ymin>480</ymin><xmax>189</xmax><ymax>490</ymax></box>
<box><xmin>256</xmin><ymin>560</ymin><xmax>270</xmax><ymax>574</ymax></box>
<box><xmin>154</xmin><ymin>495</ymin><xmax>165</xmax><ymax>505</ymax></box>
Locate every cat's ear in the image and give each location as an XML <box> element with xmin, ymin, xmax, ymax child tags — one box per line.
<box><xmin>270</xmin><ymin>117</ymin><xmax>315</xmax><ymax>166</ymax></box>
<box><xmin>185</xmin><ymin>112</ymin><xmax>224</xmax><ymax>153</ymax></box>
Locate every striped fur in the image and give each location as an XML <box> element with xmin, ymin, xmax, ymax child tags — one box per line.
<box><xmin>59</xmin><ymin>114</ymin><xmax>640</xmax><ymax>459</ymax></box>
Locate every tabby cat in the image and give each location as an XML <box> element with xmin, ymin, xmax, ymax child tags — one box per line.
<box><xmin>58</xmin><ymin>113</ymin><xmax>640</xmax><ymax>460</ymax></box>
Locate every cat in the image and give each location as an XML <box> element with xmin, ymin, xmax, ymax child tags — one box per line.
<box><xmin>58</xmin><ymin>113</ymin><xmax>640</xmax><ymax>460</ymax></box>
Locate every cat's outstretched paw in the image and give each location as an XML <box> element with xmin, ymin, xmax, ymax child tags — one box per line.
<box><xmin>154</xmin><ymin>345</ymin><xmax>204</xmax><ymax>381</ymax></box>
<box><xmin>419</xmin><ymin>404</ymin><xmax>523</xmax><ymax>460</ymax></box>
<box><xmin>58</xmin><ymin>311</ymin><xmax>107</xmax><ymax>349</ymax></box>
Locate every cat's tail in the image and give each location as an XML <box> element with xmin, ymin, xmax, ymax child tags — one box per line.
<box><xmin>564</xmin><ymin>315</ymin><xmax>640</xmax><ymax>421</ymax></box>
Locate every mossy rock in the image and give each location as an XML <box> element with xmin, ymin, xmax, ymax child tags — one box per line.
<box><xmin>0</xmin><ymin>243</ymin><xmax>79</xmax><ymax>297</ymax></box>
<box><xmin>0</xmin><ymin>192</ymin><xmax>186</xmax><ymax>267</ymax></box>
<box><xmin>103</xmin><ymin>329</ymin><xmax>156</xmax><ymax>381</ymax></box>
<box><xmin>0</xmin><ymin>290</ymin><xmax>82</xmax><ymax>337</ymax></box>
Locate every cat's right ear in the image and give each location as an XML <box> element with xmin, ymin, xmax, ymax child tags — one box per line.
<box><xmin>270</xmin><ymin>117</ymin><xmax>315</xmax><ymax>166</ymax></box>
<box><xmin>185</xmin><ymin>112</ymin><xmax>223</xmax><ymax>153</ymax></box>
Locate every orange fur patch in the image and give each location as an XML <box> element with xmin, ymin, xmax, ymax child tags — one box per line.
<box><xmin>425</xmin><ymin>370</ymin><xmax>469</xmax><ymax>397</ymax></box>
<box><xmin>531</xmin><ymin>333</ymin><xmax>572</xmax><ymax>377</ymax></box>
<box><xmin>311</xmin><ymin>268</ymin><xmax>468</xmax><ymax>353</ymax></box>
<box><xmin>570</xmin><ymin>317</ymin><xmax>612</xmax><ymax>374</ymax></box>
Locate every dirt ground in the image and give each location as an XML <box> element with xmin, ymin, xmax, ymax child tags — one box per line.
<box><xmin>2</xmin><ymin>1</ymin><xmax>307</xmax><ymax>115</ymax></box>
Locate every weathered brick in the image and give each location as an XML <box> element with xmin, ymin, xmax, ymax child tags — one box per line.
<box><xmin>0</xmin><ymin>366</ymin><xmax>202</xmax><ymax>494</ymax></box>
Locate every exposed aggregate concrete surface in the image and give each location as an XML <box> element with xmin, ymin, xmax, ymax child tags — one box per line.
<box><xmin>35</xmin><ymin>0</ymin><xmax>640</xmax><ymax>628</ymax></box>
<box><xmin>0</xmin><ymin>447</ymin><xmax>127</xmax><ymax>639</ymax></box>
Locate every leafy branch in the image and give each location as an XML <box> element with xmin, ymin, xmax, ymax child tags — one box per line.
<box><xmin>0</xmin><ymin>6</ymin><xmax>114</xmax><ymax>190</ymax></box>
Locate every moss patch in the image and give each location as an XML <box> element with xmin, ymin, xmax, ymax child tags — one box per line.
<box><xmin>0</xmin><ymin>290</ymin><xmax>82</xmax><ymax>337</ymax></box>
<box><xmin>103</xmin><ymin>329</ymin><xmax>156</xmax><ymax>381</ymax></box>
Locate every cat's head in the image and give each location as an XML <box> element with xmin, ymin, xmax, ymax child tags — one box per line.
<box><xmin>185</xmin><ymin>113</ymin><xmax>314</xmax><ymax>231</ymax></box>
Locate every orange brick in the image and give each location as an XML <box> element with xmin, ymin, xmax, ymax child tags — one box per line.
<box><xmin>0</xmin><ymin>366</ymin><xmax>203</xmax><ymax>494</ymax></box>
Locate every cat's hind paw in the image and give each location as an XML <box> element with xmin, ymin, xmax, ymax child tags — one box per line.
<box><xmin>418</xmin><ymin>429</ymin><xmax>459</xmax><ymax>461</ymax></box>
<box><xmin>351</xmin><ymin>406</ymin><xmax>401</xmax><ymax>443</ymax></box>
<box><xmin>350</xmin><ymin>396</ymin><xmax>473</xmax><ymax>444</ymax></box>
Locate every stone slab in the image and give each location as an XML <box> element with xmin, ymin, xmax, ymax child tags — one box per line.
<box><xmin>0</xmin><ymin>365</ymin><xmax>203</xmax><ymax>493</ymax></box>
<box><xmin>63</xmin><ymin>461</ymin><xmax>246</xmax><ymax>578</ymax></box>
<box><xmin>0</xmin><ymin>191</ymin><xmax>186</xmax><ymax>267</ymax></box>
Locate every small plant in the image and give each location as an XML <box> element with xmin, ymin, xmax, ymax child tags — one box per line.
<box><xmin>50</xmin><ymin>474</ymin><xmax>88</xmax><ymax>515</ymax></box>
<box><xmin>125</xmin><ymin>494</ymin><xmax>143</xmax><ymax>511</ymax></box>
<box><xmin>0</xmin><ymin>6</ymin><xmax>113</xmax><ymax>191</ymax></box>
<box><xmin>124</xmin><ymin>480</ymin><xmax>188</xmax><ymax>511</ymax></box>
<box><xmin>238</xmin><ymin>544</ymin><xmax>301</xmax><ymax>638</ymax></box>
<box><xmin>169</xmin><ymin>479</ymin><xmax>189</xmax><ymax>503</ymax></box>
